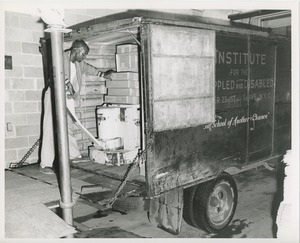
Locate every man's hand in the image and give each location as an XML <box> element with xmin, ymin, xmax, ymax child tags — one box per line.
<box><xmin>66</xmin><ymin>82</ymin><xmax>75</xmax><ymax>95</ymax></box>
<box><xmin>66</xmin><ymin>82</ymin><xmax>79</xmax><ymax>100</ymax></box>
<box><xmin>74</xmin><ymin>93</ymin><xmax>80</xmax><ymax>100</ymax></box>
<box><xmin>101</xmin><ymin>69</ymin><xmax>116</xmax><ymax>81</ymax></box>
<box><xmin>67</xmin><ymin>93</ymin><xmax>79</xmax><ymax>100</ymax></box>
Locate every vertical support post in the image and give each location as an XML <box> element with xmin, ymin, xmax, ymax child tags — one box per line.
<box><xmin>49</xmin><ymin>28</ymin><xmax>73</xmax><ymax>226</ymax></box>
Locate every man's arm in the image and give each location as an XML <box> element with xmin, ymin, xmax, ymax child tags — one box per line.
<box><xmin>81</xmin><ymin>61</ymin><xmax>102</xmax><ymax>76</ymax></box>
<box><xmin>81</xmin><ymin>61</ymin><xmax>115</xmax><ymax>80</ymax></box>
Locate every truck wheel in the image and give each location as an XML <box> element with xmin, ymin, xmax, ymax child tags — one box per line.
<box><xmin>193</xmin><ymin>172</ymin><xmax>238</xmax><ymax>233</ymax></box>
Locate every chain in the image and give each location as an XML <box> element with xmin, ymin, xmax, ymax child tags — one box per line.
<box><xmin>9</xmin><ymin>139</ymin><xmax>41</xmax><ymax>168</ymax></box>
<box><xmin>105</xmin><ymin>145</ymin><xmax>149</xmax><ymax>209</ymax></box>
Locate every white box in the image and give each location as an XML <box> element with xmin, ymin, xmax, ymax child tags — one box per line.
<box><xmin>89</xmin><ymin>146</ymin><xmax>139</xmax><ymax>166</ymax></box>
<box><xmin>85</xmin><ymin>57</ymin><xmax>116</xmax><ymax>69</ymax></box>
<box><xmin>117</xmin><ymin>44</ymin><xmax>138</xmax><ymax>53</ymax></box>
<box><xmin>105</xmin><ymin>95</ymin><xmax>139</xmax><ymax>105</ymax></box>
<box><xmin>106</xmin><ymin>80</ymin><xmax>139</xmax><ymax>89</ymax></box>
<box><xmin>89</xmin><ymin>147</ymin><xmax>107</xmax><ymax>164</ymax></box>
<box><xmin>108</xmin><ymin>88</ymin><xmax>139</xmax><ymax>96</ymax></box>
<box><xmin>111</xmin><ymin>72</ymin><xmax>139</xmax><ymax>81</ymax></box>
<box><xmin>116</xmin><ymin>52</ymin><xmax>139</xmax><ymax>72</ymax></box>
<box><xmin>89</xmin><ymin>146</ymin><xmax>123</xmax><ymax>166</ymax></box>
<box><xmin>79</xmin><ymin>97</ymin><xmax>104</xmax><ymax>107</ymax></box>
<box><xmin>84</xmin><ymin>75</ymin><xmax>105</xmax><ymax>82</ymax></box>
<box><xmin>81</xmin><ymin>84</ymin><xmax>107</xmax><ymax>95</ymax></box>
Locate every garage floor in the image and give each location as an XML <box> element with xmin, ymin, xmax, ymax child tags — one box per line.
<box><xmin>5</xmin><ymin>160</ymin><xmax>283</xmax><ymax>238</ymax></box>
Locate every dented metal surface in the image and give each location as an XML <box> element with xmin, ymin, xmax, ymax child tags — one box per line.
<box><xmin>148</xmin><ymin>123</ymin><xmax>246</xmax><ymax>196</ymax></box>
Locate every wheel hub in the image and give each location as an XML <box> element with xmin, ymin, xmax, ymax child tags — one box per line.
<box><xmin>208</xmin><ymin>181</ymin><xmax>234</xmax><ymax>225</ymax></box>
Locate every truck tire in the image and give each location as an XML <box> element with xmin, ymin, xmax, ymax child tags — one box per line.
<box><xmin>183</xmin><ymin>185</ymin><xmax>198</xmax><ymax>227</ymax></box>
<box><xmin>192</xmin><ymin>172</ymin><xmax>238</xmax><ymax>233</ymax></box>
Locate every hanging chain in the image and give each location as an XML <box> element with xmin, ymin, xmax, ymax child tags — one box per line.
<box><xmin>105</xmin><ymin>142</ymin><xmax>150</xmax><ymax>209</ymax></box>
<box><xmin>105</xmin><ymin>149</ymin><xmax>143</xmax><ymax>208</ymax></box>
<box><xmin>9</xmin><ymin>139</ymin><xmax>41</xmax><ymax>168</ymax></box>
<box><xmin>105</xmin><ymin>120</ymin><xmax>153</xmax><ymax>209</ymax></box>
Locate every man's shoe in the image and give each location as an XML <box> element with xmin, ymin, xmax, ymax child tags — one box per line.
<box><xmin>39</xmin><ymin>166</ymin><xmax>55</xmax><ymax>175</ymax></box>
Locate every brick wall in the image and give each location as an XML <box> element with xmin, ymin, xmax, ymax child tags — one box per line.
<box><xmin>5</xmin><ymin>11</ymin><xmax>45</xmax><ymax>168</ymax></box>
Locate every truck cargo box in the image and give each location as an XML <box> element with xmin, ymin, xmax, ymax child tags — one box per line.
<box><xmin>60</xmin><ymin>15</ymin><xmax>291</xmax><ymax>234</ymax></box>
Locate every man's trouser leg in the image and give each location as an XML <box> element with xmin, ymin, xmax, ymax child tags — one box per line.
<box><xmin>40</xmin><ymin>88</ymin><xmax>55</xmax><ymax>168</ymax></box>
<box><xmin>66</xmin><ymin>98</ymin><xmax>81</xmax><ymax>159</ymax></box>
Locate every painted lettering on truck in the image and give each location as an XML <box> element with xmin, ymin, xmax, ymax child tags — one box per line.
<box><xmin>216</xmin><ymin>50</ymin><xmax>266</xmax><ymax>65</ymax></box>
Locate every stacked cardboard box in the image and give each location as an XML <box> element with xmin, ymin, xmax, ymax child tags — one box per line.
<box><xmin>75</xmin><ymin>74</ymin><xmax>108</xmax><ymax>153</ymax></box>
<box><xmin>105</xmin><ymin>44</ymin><xmax>140</xmax><ymax>105</ymax></box>
<box><xmin>115</xmin><ymin>44</ymin><xmax>139</xmax><ymax>72</ymax></box>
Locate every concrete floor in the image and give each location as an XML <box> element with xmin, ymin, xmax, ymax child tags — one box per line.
<box><xmin>72</xmin><ymin>165</ymin><xmax>281</xmax><ymax>238</ymax></box>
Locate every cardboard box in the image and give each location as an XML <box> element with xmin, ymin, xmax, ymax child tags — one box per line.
<box><xmin>89</xmin><ymin>147</ymin><xmax>107</xmax><ymax>164</ymax></box>
<box><xmin>89</xmin><ymin>146</ymin><xmax>138</xmax><ymax>166</ymax></box>
<box><xmin>117</xmin><ymin>44</ymin><xmax>138</xmax><ymax>53</ymax></box>
<box><xmin>105</xmin><ymin>95</ymin><xmax>140</xmax><ymax>104</ymax></box>
<box><xmin>85</xmin><ymin>57</ymin><xmax>116</xmax><ymax>69</ymax></box>
<box><xmin>108</xmin><ymin>88</ymin><xmax>140</xmax><ymax>96</ymax></box>
<box><xmin>89</xmin><ymin>146</ymin><xmax>124</xmax><ymax>165</ymax></box>
<box><xmin>116</xmin><ymin>52</ymin><xmax>138</xmax><ymax>72</ymax></box>
<box><xmin>111</xmin><ymin>72</ymin><xmax>139</xmax><ymax>81</ymax></box>
<box><xmin>79</xmin><ymin>97</ymin><xmax>104</xmax><ymax>107</ymax></box>
<box><xmin>81</xmin><ymin>84</ymin><xmax>107</xmax><ymax>95</ymax></box>
<box><xmin>106</xmin><ymin>80</ymin><xmax>139</xmax><ymax>89</ymax></box>
<box><xmin>84</xmin><ymin>75</ymin><xmax>105</xmax><ymax>82</ymax></box>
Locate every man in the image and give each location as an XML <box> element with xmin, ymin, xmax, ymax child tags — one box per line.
<box><xmin>39</xmin><ymin>39</ymin><xmax>114</xmax><ymax>174</ymax></box>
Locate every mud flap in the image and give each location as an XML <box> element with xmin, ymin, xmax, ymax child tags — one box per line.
<box><xmin>148</xmin><ymin>187</ymin><xmax>183</xmax><ymax>235</ymax></box>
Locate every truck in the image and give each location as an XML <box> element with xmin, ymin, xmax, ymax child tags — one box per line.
<box><xmin>40</xmin><ymin>13</ymin><xmax>291</xmax><ymax>235</ymax></box>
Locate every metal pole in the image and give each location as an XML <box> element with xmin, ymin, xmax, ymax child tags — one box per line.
<box><xmin>50</xmin><ymin>28</ymin><xmax>73</xmax><ymax>226</ymax></box>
